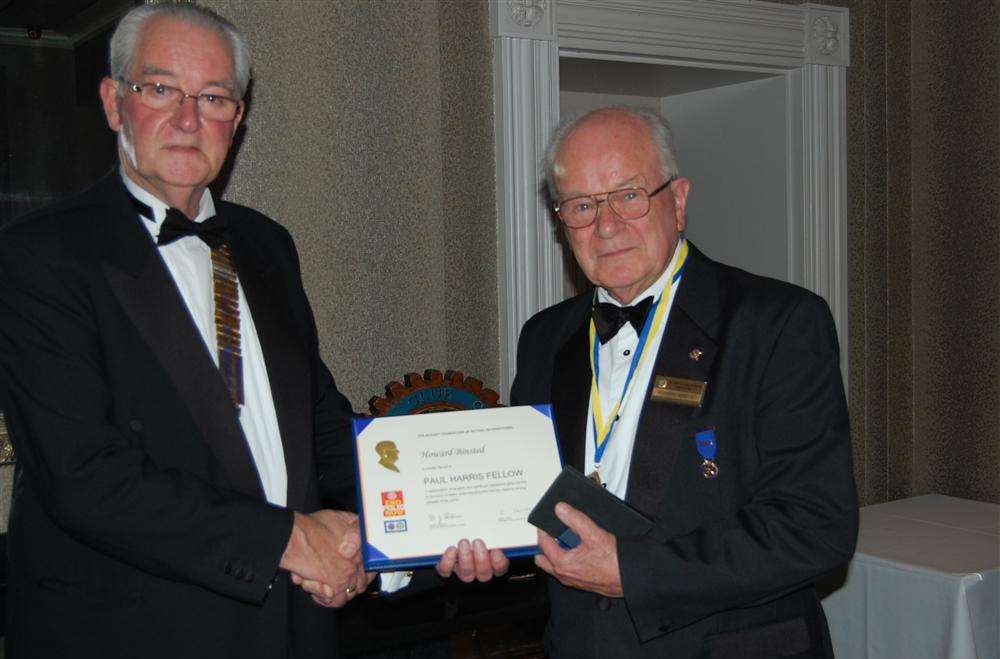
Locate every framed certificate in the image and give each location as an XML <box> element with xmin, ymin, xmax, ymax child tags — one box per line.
<box><xmin>352</xmin><ymin>405</ymin><xmax>563</xmax><ymax>571</ymax></box>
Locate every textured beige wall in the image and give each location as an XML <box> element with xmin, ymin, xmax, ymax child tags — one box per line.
<box><xmin>779</xmin><ymin>0</ymin><xmax>1000</xmax><ymax>504</ymax></box>
<box><xmin>200</xmin><ymin>0</ymin><xmax>498</xmax><ymax>409</ymax></box>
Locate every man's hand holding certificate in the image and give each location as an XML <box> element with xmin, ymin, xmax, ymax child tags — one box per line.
<box><xmin>352</xmin><ymin>405</ymin><xmax>563</xmax><ymax>571</ymax></box>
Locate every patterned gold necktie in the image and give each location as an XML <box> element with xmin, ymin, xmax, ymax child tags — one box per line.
<box><xmin>158</xmin><ymin>208</ymin><xmax>244</xmax><ymax>407</ymax></box>
<box><xmin>211</xmin><ymin>242</ymin><xmax>243</xmax><ymax>407</ymax></box>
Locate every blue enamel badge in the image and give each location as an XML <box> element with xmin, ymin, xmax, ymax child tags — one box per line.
<box><xmin>695</xmin><ymin>428</ymin><xmax>719</xmax><ymax>479</ymax></box>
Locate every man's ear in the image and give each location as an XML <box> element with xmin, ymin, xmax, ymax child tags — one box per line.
<box><xmin>99</xmin><ymin>77</ymin><xmax>123</xmax><ymax>131</ymax></box>
<box><xmin>232</xmin><ymin>101</ymin><xmax>245</xmax><ymax>131</ymax></box>
<box><xmin>670</xmin><ymin>177</ymin><xmax>691</xmax><ymax>232</ymax></box>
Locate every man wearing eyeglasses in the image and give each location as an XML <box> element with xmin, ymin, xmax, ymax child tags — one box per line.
<box><xmin>0</xmin><ymin>4</ymin><xmax>374</xmax><ymax>658</ymax></box>
<box><xmin>510</xmin><ymin>107</ymin><xmax>858</xmax><ymax>658</ymax></box>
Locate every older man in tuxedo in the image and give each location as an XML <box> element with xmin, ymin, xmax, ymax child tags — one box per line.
<box><xmin>0</xmin><ymin>4</ymin><xmax>372</xmax><ymax>657</ymax></box>
<box><xmin>511</xmin><ymin>106</ymin><xmax>858</xmax><ymax>658</ymax></box>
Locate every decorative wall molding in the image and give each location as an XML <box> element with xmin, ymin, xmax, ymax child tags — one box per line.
<box><xmin>491</xmin><ymin>10</ymin><xmax>562</xmax><ymax>396</ymax></box>
<box><xmin>804</xmin><ymin>4</ymin><xmax>850</xmax><ymax>67</ymax></box>
<box><xmin>811</xmin><ymin>16</ymin><xmax>839</xmax><ymax>56</ymax></box>
<box><xmin>492</xmin><ymin>0</ymin><xmax>851</xmax><ymax>390</ymax></box>
<box><xmin>558</xmin><ymin>0</ymin><xmax>805</xmax><ymax>68</ymax></box>
<box><xmin>557</xmin><ymin>0</ymin><xmax>850</xmax><ymax>68</ymax></box>
<box><xmin>491</xmin><ymin>0</ymin><xmax>557</xmax><ymax>41</ymax></box>
<box><xmin>508</xmin><ymin>0</ymin><xmax>548</xmax><ymax>28</ymax></box>
<box><xmin>800</xmin><ymin>63</ymin><xmax>849</xmax><ymax>377</ymax></box>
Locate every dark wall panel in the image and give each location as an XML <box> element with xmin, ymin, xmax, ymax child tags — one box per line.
<box><xmin>776</xmin><ymin>0</ymin><xmax>999</xmax><ymax>504</ymax></box>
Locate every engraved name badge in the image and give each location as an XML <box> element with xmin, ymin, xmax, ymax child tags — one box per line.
<box><xmin>649</xmin><ymin>375</ymin><xmax>707</xmax><ymax>407</ymax></box>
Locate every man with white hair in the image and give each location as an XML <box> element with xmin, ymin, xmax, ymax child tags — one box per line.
<box><xmin>0</xmin><ymin>3</ymin><xmax>370</xmax><ymax>657</ymax></box>
<box><xmin>510</xmin><ymin>106</ymin><xmax>858</xmax><ymax>657</ymax></box>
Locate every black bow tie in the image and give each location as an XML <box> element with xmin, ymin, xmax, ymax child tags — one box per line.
<box><xmin>157</xmin><ymin>208</ymin><xmax>227</xmax><ymax>249</ymax></box>
<box><xmin>592</xmin><ymin>296</ymin><xmax>653</xmax><ymax>345</ymax></box>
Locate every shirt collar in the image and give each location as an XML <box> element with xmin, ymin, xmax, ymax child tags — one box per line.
<box><xmin>596</xmin><ymin>238</ymin><xmax>686</xmax><ymax>307</ymax></box>
<box><xmin>120</xmin><ymin>167</ymin><xmax>217</xmax><ymax>240</ymax></box>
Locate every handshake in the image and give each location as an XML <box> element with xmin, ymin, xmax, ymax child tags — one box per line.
<box><xmin>279</xmin><ymin>509</ymin><xmax>510</xmax><ymax>607</ymax></box>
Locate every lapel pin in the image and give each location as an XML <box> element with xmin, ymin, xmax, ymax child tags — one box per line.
<box><xmin>689</xmin><ymin>348</ymin><xmax>703</xmax><ymax>361</ymax></box>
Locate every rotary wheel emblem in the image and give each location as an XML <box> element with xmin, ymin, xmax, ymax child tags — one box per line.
<box><xmin>368</xmin><ymin>369</ymin><xmax>501</xmax><ymax>417</ymax></box>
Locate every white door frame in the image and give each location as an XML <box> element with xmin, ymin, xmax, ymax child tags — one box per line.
<box><xmin>491</xmin><ymin>0</ymin><xmax>850</xmax><ymax>395</ymax></box>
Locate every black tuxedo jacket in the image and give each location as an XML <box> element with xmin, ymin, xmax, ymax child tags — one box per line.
<box><xmin>511</xmin><ymin>244</ymin><xmax>857</xmax><ymax>659</ymax></box>
<box><xmin>0</xmin><ymin>174</ymin><xmax>356</xmax><ymax>658</ymax></box>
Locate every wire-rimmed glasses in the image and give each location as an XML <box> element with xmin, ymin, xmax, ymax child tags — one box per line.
<box><xmin>554</xmin><ymin>178</ymin><xmax>675</xmax><ymax>229</ymax></box>
<box><xmin>120</xmin><ymin>78</ymin><xmax>242</xmax><ymax>122</ymax></box>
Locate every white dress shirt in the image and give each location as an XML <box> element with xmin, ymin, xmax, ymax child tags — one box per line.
<box><xmin>122</xmin><ymin>171</ymin><xmax>288</xmax><ymax>506</ymax></box>
<box><xmin>122</xmin><ymin>173</ymin><xmax>416</xmax><ymax>593</ymax></box>
<box><xmin>585</xmin><ymin>240</ymin><xmax>685</xmax><ymax>500</ymax></box>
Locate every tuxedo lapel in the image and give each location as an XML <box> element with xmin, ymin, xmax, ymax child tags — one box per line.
<box><xmin>99</xmin><ymin>178</ymin><xmax>264</xmax><ymax>499</ymax></box>
<box><xmin>225</xmin><ymin>218</ymin><xmax>312</xmax><ymax>510</ymax></box>
<box><xmin>551</xmin><ymin>317</ymin><xmax>591</xmax><ymax>472</ymax></box>
<box><xmin>625</xmin><ymin>245</ymin><xmax>722</xmax><ymax>517</ymax></box>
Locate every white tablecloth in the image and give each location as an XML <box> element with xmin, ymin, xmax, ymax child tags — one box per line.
<box><xmin>822</xmin><ymin>494</ymin><xmax>999</xmax><ymax>659</ymax></box>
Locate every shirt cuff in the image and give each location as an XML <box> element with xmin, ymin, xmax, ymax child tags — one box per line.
<box><xmin>379</xmin><ymin>570</ymin><xmax>414</xmax><ymax>594</ymax></box>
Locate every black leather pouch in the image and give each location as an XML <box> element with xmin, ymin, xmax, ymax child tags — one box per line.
<box><xmin>528</xmin><ymin>465</ymin><xmax>653</xmax><ymax>548</ymax></box>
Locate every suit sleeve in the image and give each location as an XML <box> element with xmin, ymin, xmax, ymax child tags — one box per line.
<box><xmin>617</xmin><ymin>294</ymin><xmax>858</xmax><ymax>640</ymax></box>
<box><xmin>511</xmin><ymin>307</ymin><xmax>566</xmax><ymax>407</ymax></box>
<box><xmin>311</xmin><ymin>358</ymin><xmax>357</xmax><ymax>509</ymax></box>
<box><xmin>0</xmin><ymin>235</ymin><xmax>293</xmax><ymax>604</ymax></box>
<box><xmin>509</xmin><ymin>319</ymin><xmax>539</xmax><ymax>406</ymax></box>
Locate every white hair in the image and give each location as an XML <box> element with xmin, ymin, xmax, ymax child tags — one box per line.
<box><xmin>109</xmin><ymin>2</ymin><xmax>251</xmax><ymax>99</ymax></box>
<box><xmin>543</xmin><ymin>106</ymin><xmax>681</xmax><ymax>198</ymax></box>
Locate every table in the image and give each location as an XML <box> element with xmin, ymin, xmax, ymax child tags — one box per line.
<box><xmin>821</xmin><ymin>494</ymin><xmax>999</xmax><ymax>659</ymax></box>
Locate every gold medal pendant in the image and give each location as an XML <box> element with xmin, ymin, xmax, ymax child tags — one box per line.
<box><xmin>700</xmin><ymin>459</ymin><xmax>719</xmax><ymax>480</ymax></box>
<box><xmin>587</xmin><ymin>468</ymin><xmax>605</xmax><ymax>488</ymax></box>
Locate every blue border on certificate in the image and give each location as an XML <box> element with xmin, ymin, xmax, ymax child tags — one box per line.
<box><xmin>352</xmin><ymin>405</ymin><xmax>559</xmax><ymax>572</ymax></box>
<box><xmin>350</xmin><ymin>415</ymin><xmax>371</xmax><ymax>571</ymax></box>
<box><xmin>362</xmin><ymin>544</ymin><xmax>541</xmax><ymax>572</ymax></box>
<box><xmin>532</xmin><ymin>404</ymin><xmax>566</xmax><ymax>469</ymax></box>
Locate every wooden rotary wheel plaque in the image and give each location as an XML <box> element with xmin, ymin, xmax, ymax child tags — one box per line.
<box><xmin>368</xmin><ymin>369</ymin><xmax>501</xmax><ymax>417</ymax></box>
